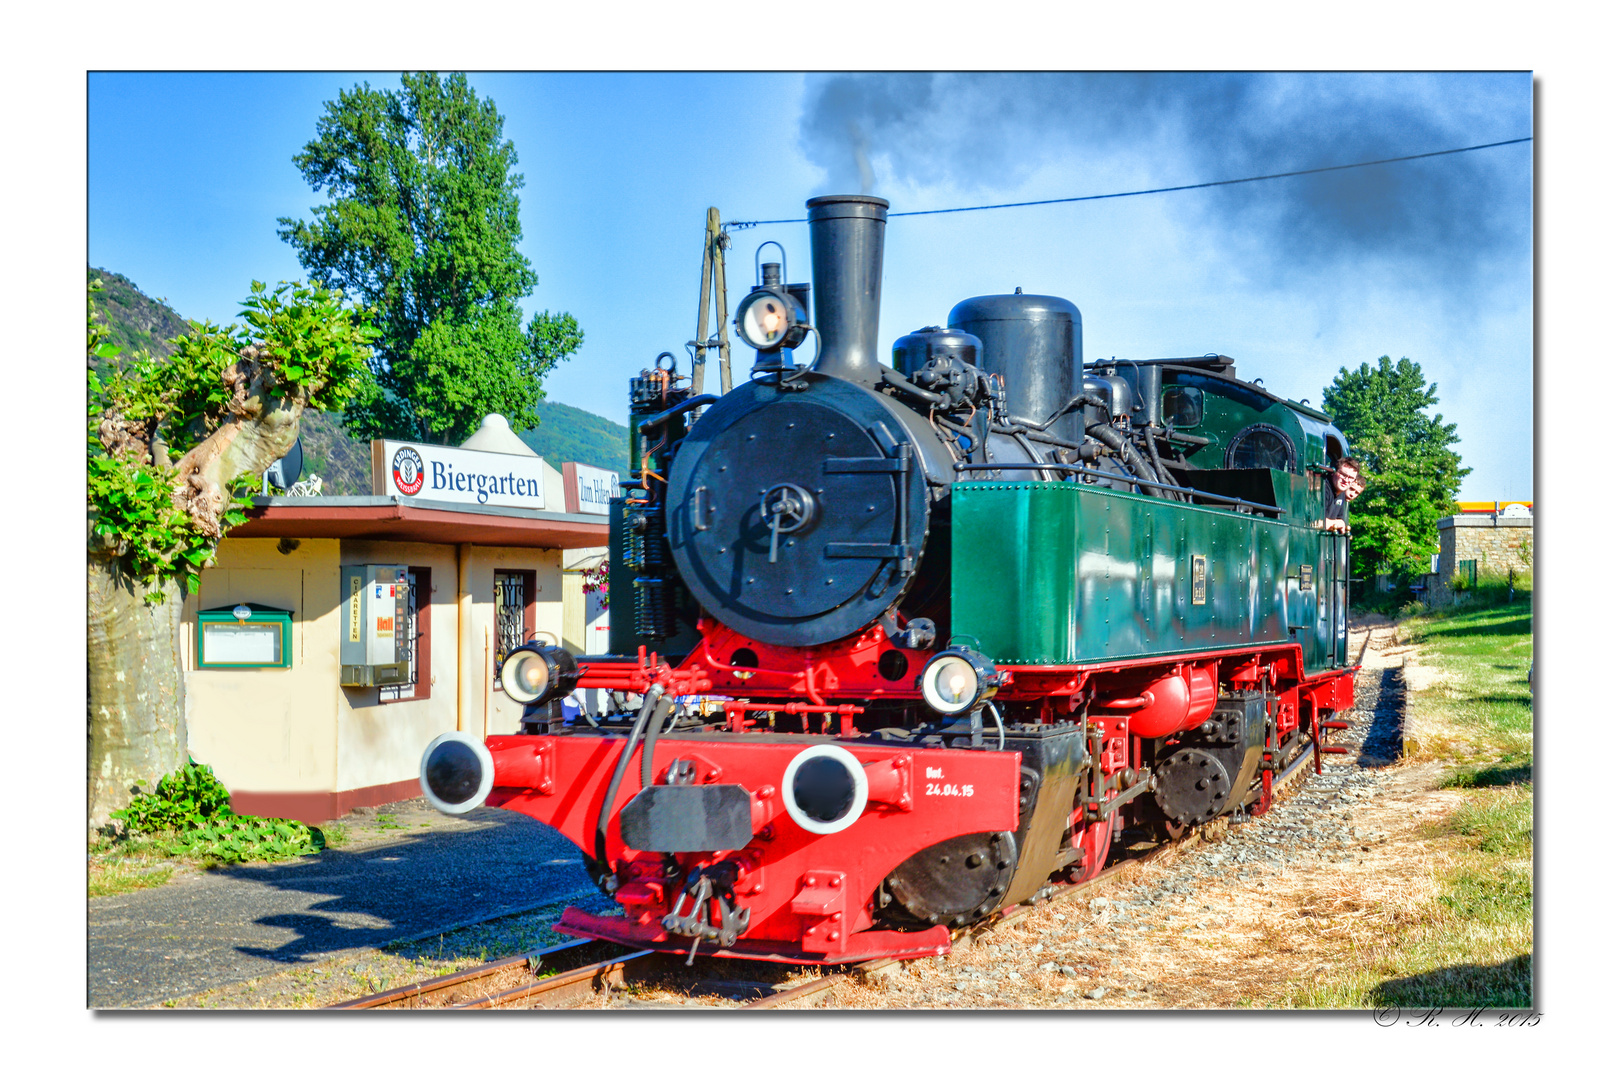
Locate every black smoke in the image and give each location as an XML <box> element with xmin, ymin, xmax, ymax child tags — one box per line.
<box><xmin>797</xmin><ymin>73</ymin><xmax>1531</xmax><ymax>292</ymax></box>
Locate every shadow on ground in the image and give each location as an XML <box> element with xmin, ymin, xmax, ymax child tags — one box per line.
<box><xmin>1417</xmin><ymin>616</ymin><xmax>1532</xmax><ymax>639</ymax></box>
<box><xmin>1442</xmin><ymin>762</ymin><xmax>1533</xmax><ymax>788</ymax></box>
<box><xmin>1370</xmin><ymin>954</ymin><xmax>1532</xmax><ymax>1010</ymax></box>
<box><xmin>217</xmin><ymin>808</ymin><xmax>593</xmax><ymax>963</ymax></box>
<box><xmin>1357</xmin><ymin>667</ymin><xmax>1406</xmax><ymax>766</ymax></box>
<box><xmin>89</xmin><ymin>806</ymin><xmax>599</xmax><ymax>1007</ymax></box>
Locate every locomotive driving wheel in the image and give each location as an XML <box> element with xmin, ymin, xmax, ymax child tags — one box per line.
<box><xmin>1065</xmin><ymin>806</ymin><xmax>1118</xmax><ymax>883</ymax></box>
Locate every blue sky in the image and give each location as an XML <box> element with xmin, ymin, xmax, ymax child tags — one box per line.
<box><xmin>89</xmin><ymin>71</ymin><xmax>1532</xmax><ymax>500</ymax></box>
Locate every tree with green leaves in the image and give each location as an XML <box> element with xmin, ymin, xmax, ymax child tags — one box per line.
<box><xmin>1322</xmin><ymin>355</ymin><xmax>1470</xmax><ymax>589</ymax></box>
<box><xmin>278</xmin><ymin>72</ymin><xmax>581</xmax><ymax>445</ymax></box>
<box><xmin>87</xmin><ymin>278</ymin><xmax>378</xmax><ymax>832</ymax></box>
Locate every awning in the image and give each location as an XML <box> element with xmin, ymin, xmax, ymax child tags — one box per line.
<box><xmin>229</xmin><ymin>496</ymin><xmax>610</xmax><ymax>548</ymax></box>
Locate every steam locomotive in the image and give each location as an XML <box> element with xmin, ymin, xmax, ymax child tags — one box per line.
<box><xmin>420</xmin><ymin>194</ymin><xmax>1358</xmax><ymax>964</ymax></box>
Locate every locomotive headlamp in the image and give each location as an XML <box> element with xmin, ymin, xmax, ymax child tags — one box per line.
<box><xmin>919</xmin><ymin>648</ymin><xmax>999</xmax><ymax>717</ymax></box>
<box><xmin>498</xmin><ymin>643</ymin><xmax>579</xmax><ymax>705</ymax></box>
<box><xmin>736</xmin><ymin>286</ymin><xmax>808</xmax><ymax>352</ymax></box>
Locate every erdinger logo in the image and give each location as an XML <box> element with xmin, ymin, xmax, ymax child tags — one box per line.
<box><xmin>392</xmin><ymin>446</ymin><xmax>425</xmax><ymax>496</ymax></box>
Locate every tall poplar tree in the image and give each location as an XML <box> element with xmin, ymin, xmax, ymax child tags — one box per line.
<box><xmin>278</xmin><ymin>72</ymin><xmax>581</xmax><ymax>445</ymax></box>
<box><xmin>1322</xmin><ymin>355</ymin><xmax>1470</xmax><ymax>585</ymax></box>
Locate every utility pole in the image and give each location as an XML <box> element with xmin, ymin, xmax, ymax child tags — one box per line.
<box><xmin>690</xmin><ymin>207</ymin><xmax>732</xmax><ymax>400</ymax></box>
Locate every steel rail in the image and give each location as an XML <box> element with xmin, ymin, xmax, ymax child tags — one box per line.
<box><xmin>741</xmin><ymin>836</ymin><xmax>1194</xmax><ymax>1010</ymax></box>
<box><xmin>459</xmin><ymin>949</ymin><xmax>671</xmax><ymax>1010</ymax></box>
<box><xmin>322</xmin><ymin>957</ymin><xmax>522</xmax><ymax>1010</ymax></box>
<box><xmin>1275</xmin><ymin>738</ymin><xmax>1320</xmax><ymax>789</ymax></box>
<box><xmin>325</xmin><ymin>938</ymin><xmax>600</xmax><ymax>1010</ymax></box>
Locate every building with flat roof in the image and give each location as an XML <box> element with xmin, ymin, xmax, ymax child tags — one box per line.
<box><xmin>181</xmin><ymin>417</ymin><xmax>616</xmax><ymax>822</ymax></box>
<box><xmin>1423</xmin><ymin>500</ymin><xmax>1533</xmax><ymax>607</ymax></box>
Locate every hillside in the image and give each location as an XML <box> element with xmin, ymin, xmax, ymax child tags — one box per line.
<box><xmin>516</xmin><ymin>399</ymin><xmax>630</xmax><ymax>476</ymax></box>
<box><xmin>87</xmin><ymin>266</ymin><xmax>629</xmax><ymax>493</ymax></box>
<box><xmin>88</xmin><ymin>267</ymin><xmax>193</xmax><ymax>372</ymax></box>
<box><xmin>296</xmin><ymin>412</ymin><xmax>374</xmax><ymax>495</ymax></box>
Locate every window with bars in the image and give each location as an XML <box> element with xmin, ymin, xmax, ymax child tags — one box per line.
<box><xmin>379</xmin><ymin>567</ymin><xmax>431</xmax><ymax>703</ymax></box>
<box><xmin>494</xmin><ymin>569</ymin><xmax>536</xmax><ymax>684</ymax></box>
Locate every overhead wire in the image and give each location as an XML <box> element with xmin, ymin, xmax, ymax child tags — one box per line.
<box><xmin>723</xmin><ymin>136</ymin><xmax>1533</xmax><ymax>230</ymax></box>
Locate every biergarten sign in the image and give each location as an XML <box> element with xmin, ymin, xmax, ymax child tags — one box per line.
<box><xmin>373</xmin><ymin>439</ymin><xmax>548</xmax><ymax>510</ymax></box>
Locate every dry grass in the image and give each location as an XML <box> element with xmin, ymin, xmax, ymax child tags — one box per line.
<box><xmin>160</xmin><ymin>954</ymin><xmax>465</xmax><ymax>1010</ymax></box>
<box><xmin>773</xmin><ymin>615</ymin><xmax>1531</xmax><ymax>1011</ymax></box>
<box><xmin>88</xmin><ymin>832</ymin><xmax>196</xmax><ymax>898</ymax></box>
<box><xmin>88</xmin><ymin>856</ymin><xmax>177</xmax><ymax>898</ymax></box>
<box><xmin>780</xmin><ymin>785</ymin><xmax>1467</xmax><ymax>1011</ymax></box>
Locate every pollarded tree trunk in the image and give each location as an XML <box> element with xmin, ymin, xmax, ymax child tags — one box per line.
<box><xmin>86</xmin><ymin>357</ymin><xmax>308</xmax><ymax>835</ymax></box>
<box><xmin>87</xmin><ymin>554</ymin><xmax>187</xmax><ymax>834</ymax></box>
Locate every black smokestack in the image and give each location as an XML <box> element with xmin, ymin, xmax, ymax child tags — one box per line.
<box><xmin>807</xmin><ymin>194</ymin><xmax>888</xmax><ymax>388</ymax></box>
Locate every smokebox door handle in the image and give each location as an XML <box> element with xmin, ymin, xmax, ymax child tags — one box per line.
<box><xmin>691</xmin><ymin>486</ymin><xmax>712</xmax><ymax>532</ymax></box>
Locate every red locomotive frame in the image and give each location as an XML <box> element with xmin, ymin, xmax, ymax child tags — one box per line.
<box><xmin>480</xmin><ymin>620</ymin><xmax>1355</xmax><ymax>964</ymax></box>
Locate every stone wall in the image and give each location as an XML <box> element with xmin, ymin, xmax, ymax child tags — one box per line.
<box><xmin>1427</xmin><ymin>514</ymin><xmax>1533</xmax><ymax>606</ymax></box>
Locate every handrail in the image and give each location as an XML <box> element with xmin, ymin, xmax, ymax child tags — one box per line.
<box><xmin>951</xmin><ymin>461</ymin><xmax>1281</xmax><ymax>514</ymax></box>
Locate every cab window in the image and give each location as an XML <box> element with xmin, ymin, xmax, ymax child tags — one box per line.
<box><xmin>1225</xmin><ymin>423</ymin><xmax>1296</xmax><ymax>472</ymax></box>
<box><xmin>1162</xmin><ymin>386</ymin><xmax>1203</xmax><ymax>427</ymax></box>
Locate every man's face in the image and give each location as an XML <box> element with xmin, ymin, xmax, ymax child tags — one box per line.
<box><xmin>1334</xmin><ymin>463</ymin><xmax>1365</xmax><ymax>500</ymax></box>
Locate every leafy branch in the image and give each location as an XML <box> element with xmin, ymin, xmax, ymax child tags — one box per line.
<box><xmin>87</xmin><ymin>278</ymin><xmax>377</xmax><ymax>602</ymax></box>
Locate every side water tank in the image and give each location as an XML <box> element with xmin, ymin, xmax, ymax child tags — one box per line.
<box><xmin>948</xmin><ymin>292</ymin><xmax>1083</xmax><ymax>446</ymax></box>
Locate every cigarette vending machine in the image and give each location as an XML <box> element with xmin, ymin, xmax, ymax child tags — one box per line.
<box><xmin>340</xmin><ymin>564</ymin><xmax>410</xmax><ymax>686</ymax></box>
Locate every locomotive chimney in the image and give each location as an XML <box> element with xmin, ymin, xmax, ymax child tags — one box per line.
<box><xmin>807</xmin><ymin>194</ymin><xmax>889</xmax><ymax>388</ymax></box>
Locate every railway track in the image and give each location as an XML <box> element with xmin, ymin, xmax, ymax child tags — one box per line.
<box><xmin>325</xmin><ymin>836</ymin><xmax>1189</xmax><ymax>1010</ymax></box>
<box><xmin>328</xmin><ymin>736</ymin><xmax>1329</xmax><ymax>1011</ymax></box>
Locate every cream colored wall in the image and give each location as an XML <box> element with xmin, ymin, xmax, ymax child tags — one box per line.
<box><xmin>559</xmin><ymin>546</ymin><xmax>609</xmax><ymax>655</ymax></box>
<box><xmin>183</xmin><ymin>538</ymin><xmax>342</xmax><ymax>794</ymax></box>
<box><xmin>334</xmin><ymin>540</ymin><xmax>461</xmax><ymax>793</ymax></box>
<box><xmin>456</xmin><ymin>545</ymin><xmax>565</xmax><ymax>741</ymax></box>
<box><xmin>187</xmin><ymin>535</ymin><xmax>570</xmax><ymax>798</ymax></box>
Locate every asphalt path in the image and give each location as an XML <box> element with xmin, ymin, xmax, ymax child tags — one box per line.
<box><xmin>88</xmin><ymin>799</ymin><xmax>597</xmax><ymax>1008</ymax></box>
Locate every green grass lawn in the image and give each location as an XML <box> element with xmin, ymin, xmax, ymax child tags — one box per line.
<box><xmin>1414</xmin><ymin>603</ymin><xmax>1534</xmax><ymax>773</ymax></box>
<box><xmin>1296</xmin><ymin>599</ymin><xmax>1533</xmax><ymax>1009</ymax></box>
<box><xmin>1406</xmin><ymin>601</ymin><xmax>1533</xmax><ymax>1008</ymax></box>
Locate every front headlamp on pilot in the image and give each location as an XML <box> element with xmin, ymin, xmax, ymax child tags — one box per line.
<box><xmin>421</xmin><ymin>643</ymin><xmax>579</xmax><ymax>816</ymax></box>
<box><xmin>499</xmin><ymin>643</ymin><xmax>579</xmax><ymax>708</ymax></box>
